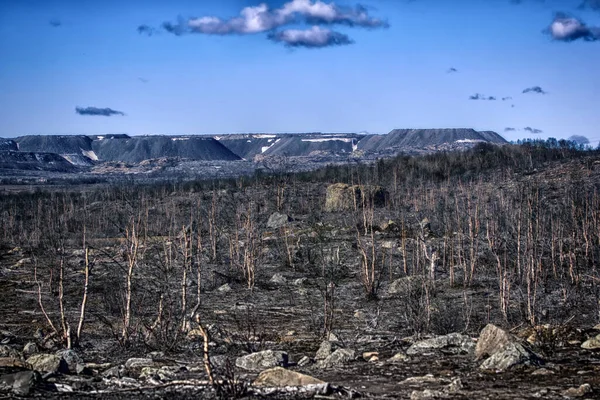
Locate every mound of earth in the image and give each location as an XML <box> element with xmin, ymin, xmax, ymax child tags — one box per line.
<box><xmin>0</xmin><ymin>151</ymin><xmax>78</xmax><ymax>172</ymax></box>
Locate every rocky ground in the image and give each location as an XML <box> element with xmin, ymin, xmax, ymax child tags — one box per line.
<box><xmin>2</xmin><ymin>241</ymin><xmax>600</xmax><ymax>399</ymax></box>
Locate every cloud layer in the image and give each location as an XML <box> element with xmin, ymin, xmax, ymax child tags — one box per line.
<box><xmin>548</xmin><ymin>13</ymin><xmax>600</xmax><ymax>42</ymax></box>
<box><xmin>143</xmin><ymin>0</ymin><xmax>387</xmax><ymax>48</ymax></box>
<box><xmin>75</xmin><ymin>107</ymin><xmax>125</xmax><ymax>117</ymax></box>
<box><xmin>524</xmin><ymin>127</ymin><xmax>543</xmax><ymax>134</ymax></box>
<box><xmin>268</xmin><ymin>26</ymin><xmax>352</xmax><ymax>47</ymax></box>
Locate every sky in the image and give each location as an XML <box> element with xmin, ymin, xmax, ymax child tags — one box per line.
<box><xmin>0</xmin><ymin>0</ymin><xmax>599</xmax><ymax>144</ymax></box>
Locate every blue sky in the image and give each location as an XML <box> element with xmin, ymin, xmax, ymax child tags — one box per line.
<box><xmin>0</xmin><ymin>0</ymin><xmax>599</xmax><ymax>144</ymax></box>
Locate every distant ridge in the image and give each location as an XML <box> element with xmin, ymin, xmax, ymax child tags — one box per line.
<box><xmin>91</xmin><ymin>135</ymin><xmax>241</xmax><ymax>163</ymax></box>
<box><xmin>357</xmin><ymin>128</ymin><xmax>507</xmax><ymax>152</ymax></box>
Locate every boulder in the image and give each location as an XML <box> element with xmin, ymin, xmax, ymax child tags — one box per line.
<box><xmin>270</xmin><ymin>273</ymin><xmax>287</xmax><ymax>285</ymax></box>
<box><xmin>476</xmin><ymin>324</ymin><xmax>541</xmax><ymax>371</ymax></box>
<box><xmin>317</xmin><ymin>349</ymin><xmax>355</xmax><ymax>369</ymax></box>
<box><xmin>410</xmin><ymin>389</ymin><xmax>447</xmax><ymax>399</ymax></box>
<box><xmin>235</xmin><ymin>350</ymin><xmax>288</xmax><ymax>371</ymax></box>
<box><xmin>26</xmin><ymin>353</ymin><xmax>68</xmax><ymax>374</ymax></box>
<box><xmin>315</xmin><ymin>340</ymin><xmax>341</xmax><ymax>361</ymax></box>
<box><xmin>406</xmin><ymin>333</ymin><xmax>475</xmax><ymax>355</ymax></box>
<box><xmin>253</xmin><ymin>367</ymin><xmax>325</xmax><ymax>387</ymax></box>
<box><xmin>293</xmin><ymin>278</ymin><xmax>307</xmax><ymax>286</ymax></box>
<box><xmin>0</xmin><ymin>371</ymin><xmax>41</xmax><ymax>396</ymax></box>
<box><xmin>56</xmin><ymin>349</ymin><xmax>83</xmax><ymax>374</ymax></box>
<box><xmin>267</xmin><ymin>213</ymin><xmax>292</xmax><ymax>229</ymax></box>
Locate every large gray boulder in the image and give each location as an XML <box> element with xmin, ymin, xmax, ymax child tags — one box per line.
<box><xmin>26</xmin><ymin>353</ymin><xmax>69</xmax><ymax>374</ymax></box>
<box><xmin>236</xmin><ymin>350</ymin><xmax>288</xmax><ymax>371</ymax></box>
<box><xmin>476</xmin><ymin>324</ymin><xmax>541</xmax><ymax>371</ymax></box>
<box><xmin>407</xmin><ymin>333</ymin><xmax>475</xmax><ymax>355</ymax></box>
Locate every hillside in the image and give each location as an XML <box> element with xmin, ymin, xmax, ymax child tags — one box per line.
<box><xmin>91</xmin><ymin>135</ymin><xmax>241</xmax><ymax>163</ymax></box>
<box><xmin>357</xmin><ymin>128</ymin><xmax>507</xmax><ymax>152</ymax></box>
<box><xmin>0</xmin><ymin>151</ymin><xmax>78</xmax><ymax>172</ymax></box>
<box><xmin>0</xmin><ymin>139</ymin><xmax>18</xmax><ymax>151</ymax></box>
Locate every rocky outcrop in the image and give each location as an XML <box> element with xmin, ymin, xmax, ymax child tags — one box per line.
<box><xmin>26</xmin><ymin>353</ymin><xmax>69</xmax><ymax>374</ymax></box>
<box><xmin>0</xmin><ymin>371</ymin><xmax>41</xmax><ymax>395</ymax></box>
<box><xmin>476</xmin><ymin>324</ymin><xmax>541</xmax><ymax>371</ymax></box>
<box><xmin>317</xmin><ymin>349</ymin><xmax>355</xmax><ymax>369</ymax></box>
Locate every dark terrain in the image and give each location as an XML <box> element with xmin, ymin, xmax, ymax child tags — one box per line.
<box><xmin>1</xmin><ymin>138</ymin><xmax>600</xmax><ymax>399</ymax></box>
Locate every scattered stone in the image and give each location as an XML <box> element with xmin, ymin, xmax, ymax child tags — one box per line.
<box><xmin>315</xmin><ymin>340</ymin><xmax>339</xmax><ymax>361</ymax></box>
<box><xmin>0</xmin><ymin>344</ymin><xmax>21</xmax><ymax>359</ymax></box>
<box><xmin>23</xmin><ymin>342</ymin><xmax>39</xmax><ymax>356</ymax></box>
<box><xmin>293</xmin><ymin>278</ymin><xmax>307</xmax><ymax>286</ymax></box>
<box><xmin>148</xmin><ymin>351</ymin><xmax>165</xmax><ymax>360</ymax></box>
<box><xmin>410</xmin><ymin>389</ymin><xmax>447</xmax><ymax>399</ymax></box>
<box><xmin>401</xmin><ymin>374</ymin><xmax>444</xmax><ymax>385</ymax></box>
<box><xmin>253</xmin><ymin>367</ymin><xmax>325</xmax><ymax>387</ymax></box>
<box><xmin>353</xmin><ymin>310</ymin><xmax>366</xmax><ymax>320</ymax></box>
<box><xmin>318</xmin><ymin>349</ymin><xmax>355</xmax><ymax>369</ymax></box>
<box><xmin>56</xmin><ymin>349</ymin><xmax>83</xmax><ymax>374</ymax></box>
<box><xmin>270</xmin><ymin>273</ymin><xmax>287</xmax><ymax>285</ymax></box>
<box><xmin>407</xmin><ymin>333</ymin><xmax>475</xmax><ymax>355</ymax></box>
<box><xmin>381</xmin><ymin>240</ymin><xmax>397</xmax><ymax>249</ymax></box>
<box><xmin>75</xmin><ymin>364</ymin><xmax>93</xmax><ymax>376</ymax></box>
<box><xmin>388</xmin><ymin>352</ymin><xmax>410</xmax><ymax>363</ymax></box>
<box><xmin>125</xmin><ymin>358</ymin><xmax>155</xmax><ymax>370</ymax></box>
<box><xmin>0</xmin><ymin>357</ymin><xmax>30</xmax><ymax>368</ymax></box>
<box><xmin>581</xmin><ymin>334</ymin><xmax>600</xmax><ymax>350</ymax></box>
<box><xmin>102</xmin><ymin>365</ymin><xmax>125</xmax><ymax>378</ymax></box>
<box><xmin>531</xmin><ymin>368</ymin><xmax>555</xmax><ymax>376</ymax></box>
<box><xmin>362</xmin><ymin>352</ymin><xmax>379</xmax><ymax>361</ymax></box>
<box><xmin>327</xmin><ymin>332</ymin><xmax>340</xmax><ymax>342</ymax></box>
<box><xmin>447</xmin><ymin>378</ymin><xmax>463</xmax><ymax>393</ymax></box>
<box><xmin>267</xmin><ymin>213</ymin><xmax>292</xmax><ymax>229</ymax></box>
<box><xmin>297</xmin><ymin>356</ymin><xmax>311</xmax><ymax>367</ymax></box>
<box><xmin>139</xmin><ymin>366</ymin><xmax>178</xmax><ymax>381</ymax></box>
<box><xmin>0</xmin><ymin>371</ymin><xmax>41</xmax><ymax>395</ymax></box>
<box><xmin>562</xmin><ymin>384</ymin><xmax>592</xmax><ymax>398</ymax></box>
<box><xmin>236</xmin><ymin>350</ymin><xmax>289</xmax><ymax>371</ymax></box>
<box><xmin>387</xmin><ymin>276</ymin><xmax>425</xmax><ymax>295</ymax></box>
<box><xmin>26</xmin><ymin>353</ymin><xmax>68</xmax><ymax>374</ymax></box>
<box><xmin>217</xmin><ymin>283</ymin><xmax>231</xmax><ymax>293</ymax></box>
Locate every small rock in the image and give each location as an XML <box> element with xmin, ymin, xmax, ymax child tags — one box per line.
<box><xmin>267</xmin><ymin>213</ymin><xmax>292</xmax><ymax>229</ymax></box>
<box><xmin>0</xmin><ymin>345</ymin><xmax>21</xmax><ymax>359</ymax></box>
<box><xmin>217</xmin><ymin>283</ymin><xmax>232</xmax><ymax>293</ymax></box>
<box><xmin>270</xmin><ymin>273</ymin><xmax>287</xmax><ymax>285</ymax></box>
<box><xmin>125</xmin><ymin>358</ymin><xmax>155</xmax><ymax>370</ymax></box>
<box><xmin>362</xmin><ymin>352</ymin><xmax>378</xmax><ymax>361</ymax></box>
<box><xmin>354</xmin><ymin>310</ymin><xmax>366</xmax><ymax>320</ymax></box>
<box><xmin>26</xmin><ymin>354</ymin><xmax>68</xmax><ymax>374</ymax></box>
<box><xmin>401</xmin><ymin>374</ymin><xmax>443</xmax><ymax>385</ymax></box>
<box><xmin>389</xmin><ymin>352</ymin><xmax>410</xmax><ymax>363</ymax></box>
<box><xmin>293</xmin><ymin>278</ymin><xmax>307</xmax><ymax>286</ymax></box>
<box><xmin>410</xmin><ymin>389</ymin><xmax>447</xmax><ymax>399</ymax></box>
<box><xmin>148</xmin><ymin>351</ymin><xmax>165</xmax><ymax>360</ymax></box>
<box><xmin>317</xmin><ymin>349</ymin><xmax>355</xmax><ymax>369</ymax></box>
<box><xmin>387</xmin><ymin>276</ymin><xmax>425</xmax><ymax>295</ymax></box>
<box><xmin>75</xmin><ymin>364</ymin><xmax>93</xmax><ymax>376</ymax></box>
<box><xmin>0</xmin><ymin>371</ymin><xmax>41</xmax><ymax>395</ymax></box>
<box><xmin>253</xmin><ymin>367</ymin><xmax>324</xmax><ymax>387</ymax></box>
<box><xmin>447</xmin><ymin>377</ymin><xmax>463</xmax><ymax>393</ymax></box>
<box><xmin>235</xmin><ymin>350</ymin><xmax>288</xmax><ymax>371</ymax></box>
<box><xmin>56</xmin><ymin>349</ymin><xmax>83</xmax><ymax>374</ymax></box>
<box><xmin>315</xmin><ymin>341</ymin><xmax>338</xmax><ymax>361</ymax></box>
<box><xmin>562</xmin><ymin>384</ymin><xmax>592</xmax><ymax>398</ymax></box>
<box><xmin>297</xmin><ymin>356</ymin><xmax>311</xmax><ymax>367</ymax></box>
<box><xmin>531</xmin><ymin>368</ymin><xmax>555</xmax><ymax>376</ymax></box>
<box><xmin>102</xmin><ymin>365</ymin><xmax>125</xmax><ymax>378</ymax></box>
<box><xmin>23</xmin><ymin>342</ymin><xmax>39</xmax><ymax>356</ymax></box>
